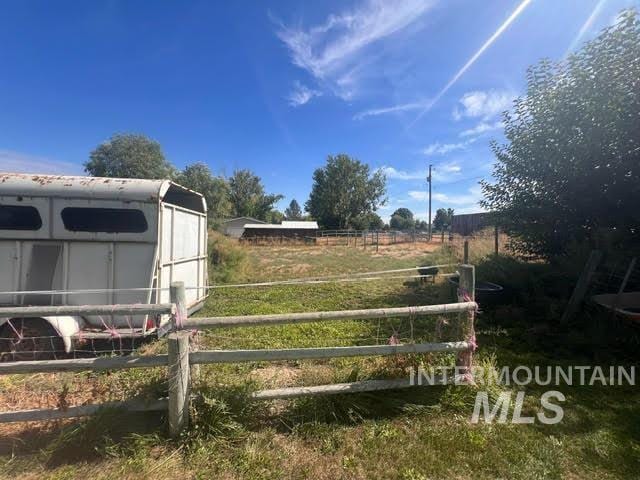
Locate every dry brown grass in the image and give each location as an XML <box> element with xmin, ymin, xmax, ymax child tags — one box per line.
<box><xmin>447</xmin><ymin>228</ymin><xmax>510</xmax><ymax>263</ymax></box>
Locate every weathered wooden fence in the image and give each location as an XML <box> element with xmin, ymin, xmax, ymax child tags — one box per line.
<box><xmin>0</xmin><ymin>265</ymin><xmax>476</xmax><ymax>436</ymax></box>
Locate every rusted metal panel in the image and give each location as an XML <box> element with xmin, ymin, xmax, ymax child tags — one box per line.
<box><xmin>0</xmin><ymin>173</ymin><xmax>169</xmax><ymax>202</ymax></box>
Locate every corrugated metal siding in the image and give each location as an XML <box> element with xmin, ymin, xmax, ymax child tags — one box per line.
<box><xmin>451</xmin><ymin>212</ymin><xmax>494</xmax><ymax>236</ymax></box>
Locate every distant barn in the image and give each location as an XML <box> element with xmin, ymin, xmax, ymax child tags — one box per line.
<box><xmin>451</xmin><ymin>212</ymin><xmax>494</xmax><ymax>236</ymax></box>
<box><xmin>241</xmin><ymin>221</ymin><xmax>319</xmax><ymax>240</ymax></box>
<box><xmin>221</xmin><ymin>217</ymin><xmax>266</xmax><ymax>238</ymax></box>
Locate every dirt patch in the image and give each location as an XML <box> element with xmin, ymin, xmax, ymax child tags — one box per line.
<box><xmin>249</xmin><ymin>364</ymin><xmax>337</xmax><ymax>390</ymax></box>
<box><xmin>289</xmin><ymin>263</ymin><xmax>312</xmax><ymax>275</ymax></box>
<box><xmin>369</xmin><ymin>242</ymin><xmax>441</xmax><ymax>259</ymax></box>
<box><xmin>0</xmin><ymin>374</ymin><xmax>111</xmax><ymax>413</ymax></box>
<box><xmin>249</xmin><ymin>365</ymin><xmax>300</xmax><ymax>388</ymax></box>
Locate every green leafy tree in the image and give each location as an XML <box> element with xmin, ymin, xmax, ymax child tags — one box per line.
<box><xmin>175</xmin><ymin>162</ymin><xmax>231</xmax><ymax>223</ymax></box>
<box><xmin>229</xmin><ymin>169</ymin><xmax>283</xmax><ymax>221</ymax></box>
<box><xmin>481</xmin><ymin>9</ymin><xmax>640</xmax><ymax>256</ymax></box>
<box><xmin>351</xmin><ymin>212</ymin><xmax>384</xmax><ymax>230</ymax></box>
<box><xmin>433</xmin><ymin>208</ymin><xmax>454</xmax><ymax>231</ymax></box>
<box><xmin>415</xmin><ymin>219</ymin><xmax>429</xmax><ymax>230</ymax></box>
<box><xmin>306</xmin><ymin>154</ymin><xmax>386</xmax><ymax>229</ymax></box>
<box><xmin>284</xmin><ymin>199</ymin><xmax>303</xmax><ymax>220</ymax></box>
<box><xmin>265</xmin><ymin>210</ymin><xmax>285</xmax><ymax>224</ymax></box>
<box><xmin>389</xmin><ymin>208</ymin><xmax>415</xmax><ymax>230</ymax></box>
<box><xmin>85</xmin><ymin>133</ymin><xmax>175</xmax><ymax>179</ymax></box>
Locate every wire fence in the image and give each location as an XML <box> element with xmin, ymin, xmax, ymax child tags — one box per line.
<box><xmin>0</xmin><ymin>263</ymin><xmax>460</xmax><ymax>362</ymax></box>
<box><xmin>239</xmin><ymin>230</ymin><xmax>437</xmax><ymax>247</ymax></box>
<box><xmin>0</xmin><ymin>319</ymin><xmax>150</xmax><ymax>362</ymax></box>
<box><xmin>236</xmin><ymin>228</ymin><xmax>511</xmax><ymax>264</ymax></box>
<box><xmin>0</xmin><ymin>265</ymin><xmax>477</xmax><ymax>431</ymax></box>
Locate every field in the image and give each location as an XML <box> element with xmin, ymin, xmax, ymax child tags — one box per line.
<box><xmin>1</xmin><ymin>238</ymin><xmax>639</xmax><ymax>479</ymax></box>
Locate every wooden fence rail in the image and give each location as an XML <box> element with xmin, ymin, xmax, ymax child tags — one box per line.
<box><xmin>0</xmin><ymin>303</ymin><xmax>175</xmax><ymax>317</ymax></box>
<box><xmin>182</xmin><ymin>302</ymin><xmax>476</xmax><ymax>329</ymax></box>
<box><xmin>252</xmin><ymin>377</ymin><xmax>453</xmax><ymax>400</ymax></box>
<box><xmin>0</xmin><ymin>354</ymin><xmax>169</xmax><ymax>375</ymax></box>
<box><xmin>189</xmin><ymin>341</ymin><xmax>470</xmax><ymax>364</ymax></box>
<box><xmin>0</xmin><ymin>265</ymin><xmax>476</xmax><ymax>438</ymax></box>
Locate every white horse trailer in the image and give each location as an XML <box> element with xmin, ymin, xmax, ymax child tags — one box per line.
<box><xmin>0</xmin><ymin>173</ymin><xmax>208</xmax><ymax>358</ymax></box>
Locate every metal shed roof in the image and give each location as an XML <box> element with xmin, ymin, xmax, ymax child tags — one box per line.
<box><xmin>244</xmin><ymin>221</ymin><xmax>318</xmax><ymax>229</ymax></box>
<box><xmin>222</xmin><ymin>216</ymin><xmax>266</xmax><ymax>224</ymax></box>
<box><xmin>0</xmin><ymin>173</ymin><xmax>206</xmax><ymax>212</ymax></box>
<box><xmin>282</xmin><ymin>221</ymin><xmax>319</xmax><ymax>229</ymax></box>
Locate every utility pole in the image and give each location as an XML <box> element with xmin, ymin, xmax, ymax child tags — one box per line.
<box><xmin>427</xmin><ymin>164</ymin><xmax>432</xmax><ymax>241</ymax></box>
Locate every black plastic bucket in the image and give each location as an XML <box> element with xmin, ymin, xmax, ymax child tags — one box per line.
<box><xmin>448</xmin><ymin>276</ymin><xmax>504</xmax><ymax>306</ymax></box>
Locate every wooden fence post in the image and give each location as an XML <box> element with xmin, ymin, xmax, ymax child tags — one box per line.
<box><xmin>170</xmin><ymin>280</ymin><xmax>199</xmax><ymax>380</ymax></box>
<box><xmin>170</xmin><ymin>281</ymin><xmax>186</xmax><ymax>331</ymax></box>
<box><xmin>463</xmin><ymin>240</ymin><xmax>469</xmax><ymax>264</ymax></box>
<box><xmin>494</xmin><ymin>225</ymin><xmax>499</xmax><ymax>254</ymax></box>
<box><xmin>168</xmin><ymin>330</ymin><xmax>191</xmax><ymax>437</ymax></box>
<box><xmin>456</xmin><ymin>264</ymin><xmax>475</xmax><ymax>374</ymax></box>
<box><xmin>441</xmin><ymin>230</ymin><xmax>445</xmax><ymax>243</ymax></box>
<box><xmin>376</xmin><ymin>231</ymin><xmax>379</xmax><ymax>252</ymax></box>
<box><xmin>560</xmin><ymin>250</ymin><xmax>603</xmax><ymax>325</ymax></box>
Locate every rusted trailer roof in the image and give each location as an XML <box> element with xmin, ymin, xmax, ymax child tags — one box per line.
<box><xmin>0</xmin><ymin>173</ymin><xmax>206</xmax><ymax>212</ymax></box>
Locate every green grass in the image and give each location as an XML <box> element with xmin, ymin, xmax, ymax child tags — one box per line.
<box><xmin>1</xmin><ymin>240</ymin><xmax>639</xmax><ymax>479</ymax></box>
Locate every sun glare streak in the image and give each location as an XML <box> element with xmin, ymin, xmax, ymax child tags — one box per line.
<box><xmin>564</xmin><ymin>0</ymin><xmax>608</xmax><ymax>57</ymax></box>
<box><xmin>409</xmin><ymin>0</ymin><xmax>532</xmax><ymax>127</ymax></box>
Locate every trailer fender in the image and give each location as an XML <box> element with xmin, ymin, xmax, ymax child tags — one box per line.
<box><xmin>43</xmin><ymin>316</ymin><xmax>85</xmax><ymax>352</ymax></box>
<box><xmin>0</xmin><ymin>315</ymin><xmax>85</xmax><ymax>353</ymax></box>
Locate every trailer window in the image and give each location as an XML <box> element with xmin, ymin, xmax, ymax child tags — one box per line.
<box><xmin>0</xmin><ymin>205</ymin><xmax>42</xmax><ymax>230</ymax></box>
<box><xmin>61</xmin><ymin>207</ymin><xmax>148</xmax><ymax>233</ymax></box>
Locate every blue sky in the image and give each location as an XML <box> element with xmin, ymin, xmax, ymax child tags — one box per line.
<box><xmin>1</xmin><ymin>0</ymin><xmax>637</xmax><ymax>221</ymax></box>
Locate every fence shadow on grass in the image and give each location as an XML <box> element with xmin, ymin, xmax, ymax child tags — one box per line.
<box><xmin>0</xmin><ymin>370</ymin><xmax>170</xmax><ymax>466</ymax></box>
<box><xmin>190</xmin><ymin>379</ymin><xmax>456</xmax><ymax>436</ymax></box>
<box><xmin>0</xmin><ymin>408</ymin><xmax>166</xmax><ymax>467</ymax></box>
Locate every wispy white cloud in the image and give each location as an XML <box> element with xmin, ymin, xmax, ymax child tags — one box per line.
<box><xmin>408</xmin><ymin>190</ymin><xmax>427</xmax><ymax>200</ymax></box>
<box><xmin>432</xmin><ymin>191</ymin><xmax>477</xmax><ymax>205</ymax></box>
<box><xmin>422</xmin><ymin>142</ymin><xmax>467</xmax><ymax>156</ymax></box>
<box><xmin>422</xmin><ymin>136</ymin><xmax>480</xmax><ymax>156</ymax></box>
<box><xmin>409</xmin><ymin>0</ymin><xmax>531</xmax><ymax>126</ymax></box>
<box><xmin>379</xmin><ymin>162</ymin><xmax>462</xmax><ymax>182</ymax></box>
<box><xmin>409</xmin><ymin>184</ymin><xmax>484</xmax><ymax>210</ymax></box>
<box><xmin>378</xmin><ymin>166</ymin><xmax>425</xmax><ymax>181</ymax></box>
<box><xmin>453</xmin><ymin>204</ymin><xmax>487</xmax><ymax>215</ymax></box>
<box><xmin>275</xmin><ymin>0</ymin><xmax>434</xmax><ymax>103</ymax></box>
<box><xmin>453</xmin><ymin>90</ymin><xmax>514</xmax><ymax>121</ymax></box>
<box><xmin>459</xmin><ymin>119</ymin><xmax>504</xmax><ymax>137</ymax></box>
<box><xmin>353</xmin><ymin>99</ymin><xmax>431</xmax><ymax>120</ymax></box>
<box><xmin>409</xmin><ymin>189</ymin><xmax>477</xmax><ymax>204</ymax></box>
<box><xmin>437</xmin><ymin>163</ymin><xmax>462</xmax><ymax>174</ymax></box>
<box><xmin>0</xmin><ymin>150</ymin><xmax>82</xmax><ymax>175</ymax></box>
<box><xmin>288</xmin><ymin>81</ymin><xmax>322</xmax><ymax>106</ymax></box>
